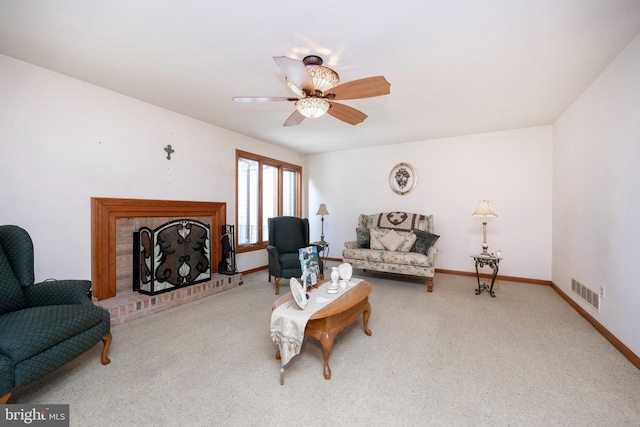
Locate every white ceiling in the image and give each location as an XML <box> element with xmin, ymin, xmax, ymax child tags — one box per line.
<box><xmin>2</xmin><ymin>1</ymin><xmax>640</xmax><ymax>154</ymax></box>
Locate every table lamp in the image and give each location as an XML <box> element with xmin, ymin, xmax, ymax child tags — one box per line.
<box><xmin>472</xmin><ymin>200</ymin><xmax>497</xmax><ymax>256</ymax></box>
<box><xmin>316</xmin><ymin>203</ymin><xmax>329</xmax><ymax>245</ymax></box>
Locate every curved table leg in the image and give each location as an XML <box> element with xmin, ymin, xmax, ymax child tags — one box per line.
<box><xmin>362</xmin><ymin>303</ymin><xmax>372</xmax><ymax>336</ymax></box>
<box><xmin>319</xmin><ymin>332</ymin><xmax>336</xmax><ymax>380</ymax></box>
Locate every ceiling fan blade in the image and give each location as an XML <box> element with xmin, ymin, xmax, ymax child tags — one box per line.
<box><xmin>283</xmin><ymin>109</ymin><xmax>306</xmax><ymax>127</ymax></box>
<box><xmin>232</xmin><ymin>96</ymin><xmax>295</xmax><ymax>103</ymax></box>
<box><xmin>273</xmin><ymin>56</ymin><xmax>315</xmax><ymax>92</ymax></box>
<box><xmin>327</xmin><ymin>76</ymin><xmax>390</xmax><ymax>100</ymax></box>
<box><xmin>327</xmin><ymin>102</ymin><xmax>368</xmax><ymax>125</ymax></box>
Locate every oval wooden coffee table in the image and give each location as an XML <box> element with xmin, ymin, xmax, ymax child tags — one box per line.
<box><xmin>272</xmin><ymin>280</ymin><xmax>372</xmax><ymax>382</ymax></box>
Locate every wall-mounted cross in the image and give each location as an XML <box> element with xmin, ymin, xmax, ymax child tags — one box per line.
<box><xmin>164</xmin><ymin>144</ymin><xmax>174</xmax><ymax>160</ymax></box>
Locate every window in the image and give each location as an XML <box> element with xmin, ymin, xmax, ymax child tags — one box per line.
<box><xmin>236</xmin><ymin>150</ymin><xmax>302</xmax><ymax>252</ymax></box>
<box><xmin>282</xmin><ymin>168</ymin><xmax>298</xmax><ymax>216</ymax></box>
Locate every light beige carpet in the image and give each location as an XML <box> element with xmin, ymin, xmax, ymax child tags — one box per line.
<box><xmin>10</xmin><ymin>264</ymin><xmax>640</xmax><ymax>426</ymax></box>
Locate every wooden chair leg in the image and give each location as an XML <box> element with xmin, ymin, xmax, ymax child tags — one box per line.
<box><xmin>427</xmin><ymin>277</ymin><xmax>434</xmax><ymax>292</ymax></box>
<box><xmin>0</xmin><ymin>392</ymin><xmax>11</xmax><ymax>404</ymax></box>
<box><xmin>275</xmin><ymin>278</ymin><xmax>281</xmax><ymax>295</ymax></box>
<box><xmin>101</xmin><ymin>333</ymin><xmax>112</xmax><ymax>365</ymax></box>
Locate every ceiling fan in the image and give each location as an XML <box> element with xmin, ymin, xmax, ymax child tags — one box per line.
<box><xmin>232</xmin><ymin>55</ymin><xmax>391</xmax><ymax>127</ymax></box>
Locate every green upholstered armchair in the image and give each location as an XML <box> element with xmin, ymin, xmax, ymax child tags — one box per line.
<box><xmin>0</xmin><ymin>225</ymin><xmax>112</xmax><ymax>403</ymax></box>
<box><xmin>266</xmin><ymin>216</ymin><xmax>315</xmax><ymax>295</ymax></box>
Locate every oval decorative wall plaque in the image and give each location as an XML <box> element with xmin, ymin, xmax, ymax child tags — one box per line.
<box><xmin>389</xmin><ymin>162</ymin><xmax>417</xmax><ymax>195</ymax></box>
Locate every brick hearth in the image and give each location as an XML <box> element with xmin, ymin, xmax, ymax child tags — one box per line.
<box><xmin>96</xmin><ymin>273</ymin><xmax>242</xmax><ymax>325</ymax></box>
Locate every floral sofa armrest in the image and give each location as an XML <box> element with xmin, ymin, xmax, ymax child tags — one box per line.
<box><xmin>344</xmin><ymin>241</ymin><xmax>358</xmax><ymax>249</ymax></box>
<box><xmin>427</xmin><ymin>245</ymin><xmax>438</xmax><ymax>264</ymax></box>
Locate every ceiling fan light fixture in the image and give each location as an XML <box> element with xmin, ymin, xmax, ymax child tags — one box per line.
<box><xmin>235</xmin><ymin>54</ymin><xmax>389</xmax><ymax>127</ymax></box>
<box><xmin>285</xmin><ymin>79</ymin><xmax>305</xmax><ymax>98</ymax></box>
<box><xmin>306</xmin><ymin>66</ymin><xmax>339</xmax><ymax>93</ymax></box>
<box><xmin>295</xmin><ymin>97</ymin><xmax>330</xmax><ymax>118</ymax></box>
<box><xmin>285</xmin><ymin>65</ymin><xmax>339</xmax><ymax>97</ymax></box>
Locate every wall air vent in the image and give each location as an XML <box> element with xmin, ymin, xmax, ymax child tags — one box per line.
<box><xmin>571</xmin><ymin>278</ymin><xmax>600</xmax><ymax>312</ymax></box>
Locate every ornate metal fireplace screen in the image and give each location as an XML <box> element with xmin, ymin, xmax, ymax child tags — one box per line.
<box><xmin>133</xmin><ymin>219</ymin><xmax>211</xmax><ymax>295</ymax></box>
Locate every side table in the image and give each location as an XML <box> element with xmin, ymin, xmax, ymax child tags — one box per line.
<box><xmin>311</xmin><ymin>241</ymin><xmax>330</xmax><ymax>277</ymax></box>
<box><xmin>471</xmin><ymin>255</ymin><xmax>502</xmax><ymax>298</ymax></box>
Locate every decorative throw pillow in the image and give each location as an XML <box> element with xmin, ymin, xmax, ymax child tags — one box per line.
<box><xmin>398</xmin><ymin>232</ymin><xmax>418</xmax><ymax>252</ymax></box>
<box><xmin>378</xmin><ymin>229</ymin><xmax>405</xmax><ymax>251</ymax></box>
<box><xmin>356</xmin><ymin>227</ymin><xmax>370</xmax><ymax>249</ymax></box>
<box><xmin>411</xmin><ymin>230</ymin><xmax>440</xmax><ymax>255</ymax></box>
<box><xmin>369</xmin><ymin>228</ymin><xmax>388</xmax><ymax>250</ymax></box>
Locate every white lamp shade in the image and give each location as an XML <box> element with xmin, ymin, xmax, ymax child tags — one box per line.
<box><xmin>472</xmin><ymin>200</ymin><xmax>497</xmax><ymax>217</ymax></box>
<box><xmin>316</xmin><ymin>203</ymin><xmax>329</xmax><ymax>216</ymax></box>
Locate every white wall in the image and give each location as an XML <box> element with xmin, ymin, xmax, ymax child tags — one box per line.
<box><xmin>553</xmin><ymin>35</ymin><xmax>640</xmax><ymax>356</ymax></box>
<box><xmin>0</xmin><ymin>54</ymin><xmax>304</xmax><ymax>280</ymax></box>
<box><xmin>305</xmin><ymin>126</ymin><xmax>553</xmax><ymax>281</ymax></box>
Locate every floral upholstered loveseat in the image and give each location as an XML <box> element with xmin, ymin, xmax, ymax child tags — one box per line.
<box><xmin>342</xmin><ymin>212</ymin><xmax>439</xmax><ymax>291</ymax></box>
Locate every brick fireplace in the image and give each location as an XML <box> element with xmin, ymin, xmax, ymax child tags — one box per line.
<box><xmin>91</xmin><ymin>197</ymin><xmax>242</xmax><ymax>324</ymax></box>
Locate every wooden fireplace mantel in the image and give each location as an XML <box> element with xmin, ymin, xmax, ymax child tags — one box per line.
<box><xmin>91</xmin><ymin>197</ymin><xmax>226</xmax><ymax>300</ymax></box>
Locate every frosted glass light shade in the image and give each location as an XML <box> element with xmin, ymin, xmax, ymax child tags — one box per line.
<box><xmin>306</xmin><ymin>65</ymin><xmax>339</xmax><ymax>93</ymax></box>
<box><xmin>285</xmin><ymin>63</ymin><xmax>339</xmax><ymax>97</ymax></box>
<box><xmin>296</xmin><ymin>97</ymin><xmax>330</xmax><ymax>118</ymax></box>
<box><xmin>286</xmin><ymin>79</ymin><xmax>305</xmax><ymax>97</ymax></box>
